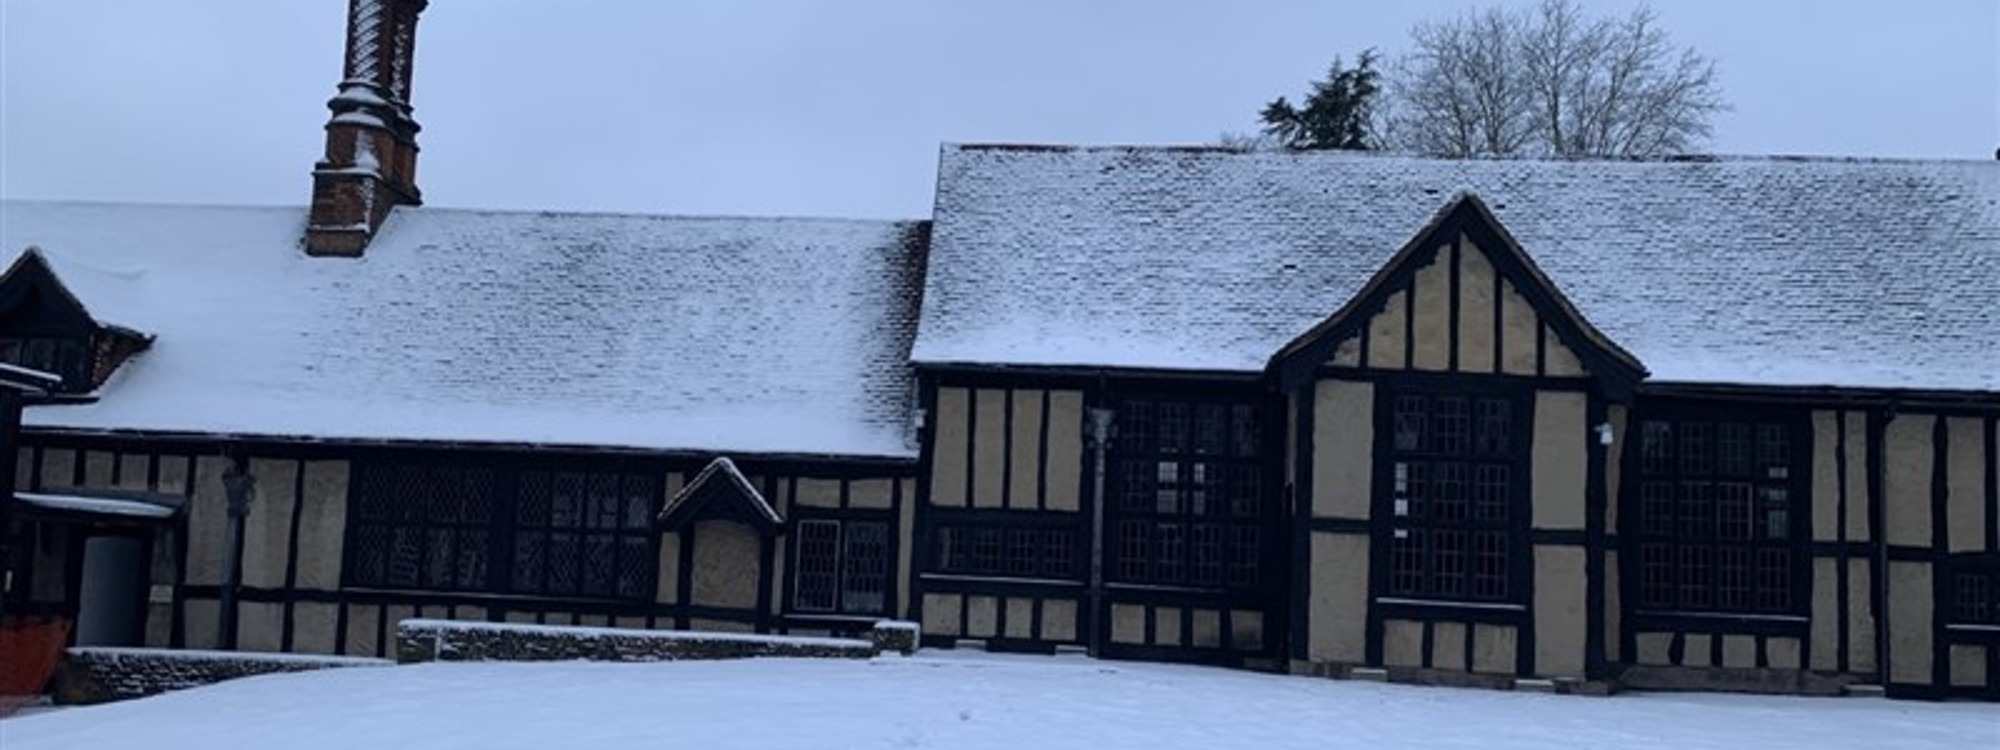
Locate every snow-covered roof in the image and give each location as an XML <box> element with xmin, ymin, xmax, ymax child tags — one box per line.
<box><xmin>917</xmin><ymin>145</ymin><xmax>2000</xmax><ymax>393</ymax></box>
<box><xmin>1</xmin><ymin>201</ymin><xmax>928</xmax><ymax>458</ymax></box>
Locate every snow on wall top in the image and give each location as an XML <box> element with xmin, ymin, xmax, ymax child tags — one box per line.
<box><xmin>917</xmin><ymin>145</ymin><xmax>2000</xmax><ymax>392</ymax></box>
<box><xmin>1</xmin><ymin>201</ymin><xmax>928</xmax><ymax>458</ymax></box>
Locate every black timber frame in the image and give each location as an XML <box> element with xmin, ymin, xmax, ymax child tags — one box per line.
<box><xmin>911</xmin><ymin>366</ymin><xmax>1289</xmax><ymax>667</ymax></box>
<box><xmin>13</xmin><ymin>428</ymin><xmax>916</xmax><ymax>656</ymax></box>
<box><xmin>1267</xmin><ymin>193</ymin><xmax>1647</xmax><ymax>398</ymax></box>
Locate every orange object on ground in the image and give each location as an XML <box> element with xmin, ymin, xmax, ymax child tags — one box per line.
<box><xmin>0</xmin><ymin>616</ymin><xmax>72</xmax><ymax>714</ymax></box>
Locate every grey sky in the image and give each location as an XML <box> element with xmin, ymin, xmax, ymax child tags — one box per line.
<box><xmin>3</xmin><ymin>1</ymin><xmax>1995</xmax><ymax>220</ymax></box>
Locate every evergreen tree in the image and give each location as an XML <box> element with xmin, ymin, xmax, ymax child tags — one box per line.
<box><xmin>1259</xmin><ymin>50</ymin><xmax>1382</xmax><ymax>151</ymax></box>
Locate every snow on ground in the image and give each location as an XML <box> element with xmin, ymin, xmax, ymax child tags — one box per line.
<box><xmin>2</xmin><ymin>652</ymin><xmax>1992</xmax><ymax>749</ymax></box>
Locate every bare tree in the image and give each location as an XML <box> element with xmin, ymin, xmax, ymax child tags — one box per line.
<box><xmin>1386</xmin><ymin>0</ymin><xmax>1725</xmax><ymax>158</ymax></box>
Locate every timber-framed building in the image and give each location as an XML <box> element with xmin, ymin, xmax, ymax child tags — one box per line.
<box><xmin>1</xmin><ymin>0</ymin><xmax>1995</xmax><ymax>700</ymax></box>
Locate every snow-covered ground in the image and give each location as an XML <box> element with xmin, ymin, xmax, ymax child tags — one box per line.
<box><xmin>3</xmin><ymin>652</ymin><xmax>1991</xmax><ymax>749</ymax></box>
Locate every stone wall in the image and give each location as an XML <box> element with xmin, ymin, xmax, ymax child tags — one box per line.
<box><xmin>396</xmin><ymin>619</ymin><xmax>917</xmax><ymax>664</ymax></box>
<box><xmin>52</xmin><ymin>647</ymin><xmax>390</xmax><ymax>705</ymax></box>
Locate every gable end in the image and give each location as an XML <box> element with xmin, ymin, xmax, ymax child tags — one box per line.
<box><xmin>0</xmin><ymin>247</ymin><xmax>153</xmax><ymax>395</ymax></box>
<box><xmin>1271</xmin><ymin>194</ymin><xmax>1647</xmax><ymax>397</ymax></box>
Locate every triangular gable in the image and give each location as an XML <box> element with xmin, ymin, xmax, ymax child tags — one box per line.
<box><xmin>0</xmin><ymin>247</ymin><xmax>150</xmax><ymax>340</ymax></box>
<box><xmin>657</xmin><ymin>456</ymin><xmax>783</xmax><ymax>534</ymax></box>
<box><xmin>1270</xmin><ymin>193</ymin><xmax>1647</xmax><ymax>398</ymax></box>
<box><xmin>0</xmin><ymin>247</ymin><xmax>98</xmax><ymax>331</ymax></box>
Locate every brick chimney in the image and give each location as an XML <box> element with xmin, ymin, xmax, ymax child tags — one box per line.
<box><xmin>305</xmin><ymin>0</ymin><xmax>428</xmax><ymax>257</ymax></box>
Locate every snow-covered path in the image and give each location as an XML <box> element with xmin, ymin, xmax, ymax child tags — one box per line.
<box><xmin>3</xmin><ymin>652</ymin><xmax>1992</xmax><ymax>749</ymax></box>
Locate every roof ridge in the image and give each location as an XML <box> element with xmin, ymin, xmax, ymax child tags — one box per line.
<box><xmin>0</xmin><ymin>198</ymin><xmax>929</xmax><ymax>227</ymax></box>
<box><xmin>942</xmin><ymin>143</ymin><xmax>2000</xmax><ymax>167</ymax></box>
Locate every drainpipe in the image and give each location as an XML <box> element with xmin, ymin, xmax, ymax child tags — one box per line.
<box><xmin>1086</xmin><ymin>406</ymin><xmax>1115</xmax><ymax>658</ymax></box>
<box><xmin>218</xmin><ymin>456</ymin><xmax>256</xmax><ymax>649</ymax></box>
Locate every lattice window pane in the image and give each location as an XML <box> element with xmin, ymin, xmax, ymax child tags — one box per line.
<box><xmin>583</xmin><ymin>535</ymin><xmax>617</xmax><ymax>596</ymax></box>
<box><xmin>1678</xmin><ymin>545</ymin><xmax>1712</xmax><ymax>609</ymax></box>
<box><xmin>1717</xmin><ymin>482</ymin><xmax>1753</xmax><ymax>541</ymax></box>
<box><xmin>617</xmin><ymin>537</ymin><xmax>651</xmax><ymax>600</ymax></box>
<box><xmin>1760</xmin><ymin>487</ymin><xmax>1790</xmax><ymax>541</ymax></box>
<box><xmin>1679</xmin><ymin>482</ymin><xmax>1715</xmax><ymax>539</ymax></box>
<box><xmin>1041</xmin><ymin>530</ymin><xmax>1075</xmax><ymax>579</ymax></box>
<box><xmin>1389</xmin><ymin>528</ymin><xmax>1425</xmax><ymax>596</ymax></box>
<box><xmin>1679</xmin><ymin>422</ymin><xmax>1713</xmax><ymax>475</ymax></box>
<box><xmin>1640</xmin><ymin>543</ymin><xmax>1674</xmax><ymax>608</ymax></box>
<box><xmin>351</xmin><ymin>523</ymin><xmax>391</xmax><ymax>586</ymax></box>
<box><xmin>794</xmin><ymin>520</ymin><xmax>840</xmax><ymax>612</ymax></box>
<box><xmin>1475</xmin><ymin>399</ymin><xmax>1511</xmax><ymax>457</ymax></box>
<box><xmin>517</xmin><ymin>471</ymin><xmax>550</xmax><ymax>526</ymax></box>
<box><xmin>1756</xmin><ymin>548</ymin><xmax>1790</xmax><ymax>612</ymax></box>
<box><xmin>1121</xmin><ymin>401</ymin><xmax>1155</xmax><ymax>453</ymax></box>
<box><xmin>1717</xmin><ymin>545</ymin><xmax>1751</xmax><ymax>610</ymax></box>
<box><xmin>547</xmin><ymin>532</ymin><xmax>579</xmax><ymax>594</ymax></box>
<box><xmin>1118</xmin><ymin>521</ymin><xmax>1150</xmax><ymax>581</ymax></box>
<box><xmin>1431</xmin><ymin>397</ymin><xmax>1471</xmax><ymax>455</ymax></box>
<box><xmin>1434</xmin><ymin>529</ymin><xmax>1467</xmax><ymax>599</ymax></box>
<box><xmin>513</xmin><ymin>531</ymin><xmax>546</xmax><ymax>593</ymax></box>
<box><xmin>1473</xmin><ymin>464</ymin><xmax>1509</xmax><ymax>522</ymax></box>
<box><xmin>1155</xmin><ymin>461</ymin><xmax>1181</xmax><ymax>514</ymax></box>
<box><xmin>1158</xmin><ymin>402</ymin><xmax>1189</xmax><ymax>454</ymax></box>
<box><xmin>1230</xmin><ymin>404</ymin><xmax>1259</xmax><ymax>457</ymax></box>
<box><xmin>622</xmin><ymin>476</ymin><xmax>656</xmax><ymax>530</ymax></box>
<box><xmin>1006</xmin><ymin>528</ymin><xmax>1038</xmax><ymax>576</ymax></box>
<box><xmin>1120</xmin><ymin>460</ymin><xmax>1154</xmax><ymax>512</ymax></box>
<box><xmin>1471</xmin><ymin>531</ymin><xmax>1508</xmax><ymax>601</ymax></box>
<box><xmin>1757</xmin><ymin>424</ymin><xmax>1789</xmax><ymax>472</ymax></box>
<box><xmin>1193</xmin><ymin>403</ymin><xmax>1227</xmax><ymax>456</ymax></box>
<box><xmin>551</xmin><ymin>473</ymin><xmax>584</xmax><ymax>528</ymax></box>
<box><xmin>1191</xmin><ymin>524</ymin><xmax>1224</xmax><ymax>586</ymax></box>
<box><xmin>1189</xmin><ymin>463</ymin><xmax>1210</xmax><ymax>516</ymax></box>
<box><xmin>386</xmin><ymin>526</ymin><xmax>424</xmax><ymax>588</ymax></box>
<box><xmin>937</xmin><ymin>528</ymin><xmax>967</xmax><ymax>572</ymax></box>
<box><xmin>1155</xmin><ymin>523</ymin><xmax>1185</xmax><ymax>583</ymax></box>
<box><xmin>973</xmin><ymin>528</ymin><xmax>1002</xmax><ymax>573</ymax></box>
<box><xmin>423</xmin><ymin>527</ymin><xmax>454</xmax><ymax>589</ymax></box>
<box><xmin>1394</xmin><ymin>396</ymin><xmax>1428</xmax><ymax>452</ymax></box>
<box><xmin>1957</xmin><ymin>573</ymin><xmax>1993</xmax><ymax>624</ymax></box>
<box><xmin>1433</xmin><ymin>462</ymin><xmax>1468</xmax><ymax>523</ymax></box>
<box><xmin>1398</xmin><ymin>461</ymin><xmax>1429</xmax><ymax>519</ymax></box>
<box><xmin>1227</xmin><ymin>526</ymin><xmax>1259</xmax><ymax>586</ymax></box>
<box><xmin>1640</xmin><ymin>421</ymin><xmax>1674</xmax><ymax>474</ymax></box>
<box><xmin>1717</xmin><ymin>423</ymin><xmax>1751</xmax><ymax>477</ymax></box>
<box><xmin>841</xmin><ymin>522</ymin><xmax>889</xmax><ymax>614</ymax></box>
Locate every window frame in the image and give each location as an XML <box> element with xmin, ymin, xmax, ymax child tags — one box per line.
<box><xmin>931</xmin><ymin>521</ymin><xmax>1081</xmax><ymax>582</ymax></box>
<box><xmin>341</xmin><ymin>457</ymin><xmax>661</xmax><ymax>603</ymax></box>
<box><xmin>1624</xmin><ymin>402</ymin><xmax>1811</xmax><ymax>620</ymax></box>
<box><xmin>1948</xmin><ymin>556</ymin><xmax>2000</xmax><ymax>628</ymax></box>
<box><xmin>1374</xmin><ymin>385</ymin><xmax>1532</xmax><ymax>608</ymax></box>
<box><xmin>1104</xmin><ymin>396</ymin><xmax>1269</xmax><ymax>590</ymax></box>
<box><xmin>790</xmin><ymin>516</ymin><xmax>894</xmax><ymax>616</ymax></box>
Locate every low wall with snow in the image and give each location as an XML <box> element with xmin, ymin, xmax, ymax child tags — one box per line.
<box><xmin>52</xmin><ymin>647</ymin><xmax>391</xmax><ymax>705</ymax></box>
<box><xmin>396</xmin><ymin>619</ymin><xmax>918</xmax><ymax>664</ymax></box>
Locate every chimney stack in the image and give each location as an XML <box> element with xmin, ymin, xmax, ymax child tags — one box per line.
<box><xmin>305</xmin><ymin>0</ymin><xmax>428</xmax><ymax>257</ymax></box>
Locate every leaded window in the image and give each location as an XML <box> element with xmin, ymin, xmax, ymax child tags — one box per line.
<box><xmin>1107</xmin><ymin>399</ymin><xmax>1264</xmax><ymax>588</ymax></box>
<box><xmin>1385</xmin><ymin>392</ymin><xmax>1522</xmax><ymax>603</ymax></box>
<box><xmin>512</xmin><ymin>470</ymin><xmax>656</xmax><ymax>599</ymax></box>
<box><xmin>793</xmin><ymin>519</ymin><xmax>890</xmax><ymax>615</ymax></box>
<box><xmin>935</xmin><ymin>525</ymin><xmax>1076</xmax><ymax>580</ymax></box>
<box><xmin>1634</xmin><ymin>416</ymin><xmax>1801</xmax><ymax>614</ymax></box>
<box><xmin>344</xmin><ymin>462</ymin><xmax>657</xmax><ymax>601</ymax></box>
<box><xmin>1951</xmin><ymin>562</ymin><xmax>2000</xmax><ymax>626</ymax></box>
<box><xmin>347</xmin><ymin>464</ymin><xmax>497</xmax><ymax>592</ymax></box>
